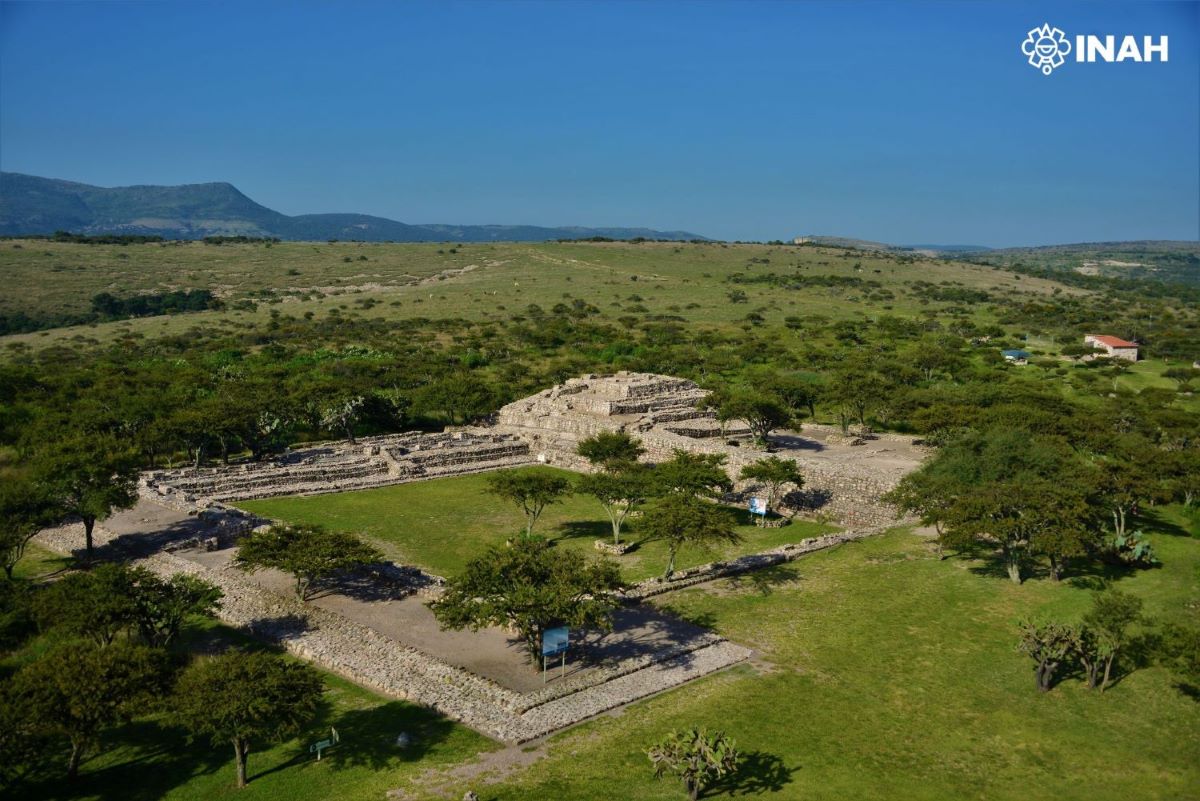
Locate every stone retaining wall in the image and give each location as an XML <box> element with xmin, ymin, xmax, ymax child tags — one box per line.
<box><xmin>33</xmin><ymin>520</ymin><xmax>748</xmax><ymax>743</ymax></box>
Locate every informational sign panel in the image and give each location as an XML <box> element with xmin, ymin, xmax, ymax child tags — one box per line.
<box><xmin>749</xmin><ymin>497</ymin><xmax>768</xmax><ymax>516</ymax></box>
<box><xmin>542</xmin><ymin>626</ymin><xmax>569</xmax><ymax>657</ymax></box>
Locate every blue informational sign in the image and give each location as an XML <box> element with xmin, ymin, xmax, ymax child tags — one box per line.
<box><xmin>542</xmin><ymin>626</ymin><xmax>569</xmax><ymax>657</ymax></box>
<box><xmin>749</xmin><ymin>497</ymin><xmax>767</xmax><ymax>516</ymax></box>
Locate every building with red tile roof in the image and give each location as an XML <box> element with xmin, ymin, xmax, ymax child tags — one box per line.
<box><xmin>1084</xmin><ymin>334</ymin><xmax>1138</xmax><ymax>361</ymax></box>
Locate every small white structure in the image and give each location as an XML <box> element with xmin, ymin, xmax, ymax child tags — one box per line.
<box><xmin>1084</xmin><ymin>334</ymin><xmax>1138</xmax><ymax>362</ymax></box>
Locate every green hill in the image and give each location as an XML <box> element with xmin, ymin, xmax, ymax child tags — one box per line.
<box><xmin>0</xmin><ymin>172</ymin><xmax>707</xmax><ymax>242</ymax></box>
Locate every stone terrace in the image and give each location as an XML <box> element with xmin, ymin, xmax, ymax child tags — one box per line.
<box><xmin>496</xmin><ymin>371</ymin><xmax>925</xmax><ymax>527</ymax></box>
<box><xmin>143</xmin><ymin>430</ymin><xmax>535</xmax><ymax>507</ymax></box>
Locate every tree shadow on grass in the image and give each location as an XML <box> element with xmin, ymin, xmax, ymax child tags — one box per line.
<box><xmin>551</xmin><ymin>520</ymin><xmax>611</xmax><ymax>543</ymax></box>
<box><xmin>723</xmin><ymin>564</ymin><xmax>802</xmax><ymax>596</ymax></box>
<box><xmin>705</xmin><ymin>751</ymin><xmax>796</xmax><ymax>797</ymax></box>
<box><xmin>11</xmin><ymin>718</ymin><xmax>229</xmax><ymax>801</ymax></box>
<box><xmin>1133</xmin><ymin>509</ymin><xmax>1195</xmax><ymax>538</ymax></box>
<box><xmin>323</xmin><ymin>702</ymin><xmax>460</xmax><ymax>772</ymax></box>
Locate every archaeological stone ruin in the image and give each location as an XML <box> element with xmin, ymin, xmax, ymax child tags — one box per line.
<box><xmin>35</xmin><ymin>372</ymin><xmax>923</xmax><ymax>743</ymax></box>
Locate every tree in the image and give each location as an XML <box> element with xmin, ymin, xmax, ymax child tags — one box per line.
<box><xmin>320</xmin><ymin>394</ymin><xmax>365</xmax><ymax>443</ymax></box>
<box><xmin>234</xmin><ymin>524</ymin><xmax>382</xmax><ymax>600</ymax></box>
<box><xmin>641</xmin><ymin>495</ymin><xmax>741</xmax><ymax>578</ymax></box>
<box><xmin>827</xmin><ymin>363</ymin><xmax>887</xmax><ymax>433</ymax></box>
<box><xmin>412</xmin><ymin>373</ymin><xmax>498</xmax><ymax>425</ymax></box>
<box><xmin>33</xmin><ymin>431</ymin><xmax>139</xmax><ymax>560</ymax></box>
<box><xmin>647</xmin><ymin>728</ymin><xmax>741</xmax><ymax>801</ymax></box>
<box><xmin>0</xmin><ymin>472</ymin><xmax>60</xmax><ymax>580</ymax></box>
<box><xmin>173</xmin><ymin>650</ymin><xmax>324</xmax><ymax>789</ymax></box>
<box><xmin>1078</xmin><ymin>589</ymin><xmax>1143</xmax><ymax>692</ymax></box>
<box><xmin>1017</xmin><ymin>620</ymin><xmax>1077</xmax><ymax>693</ymax></box>
<box><xmin>1162</xmin><ymin>366</ymin><xmax>1199</xmax><ymax>391</ymax></box>
<box><xmin>14</xmin><ymin>640</ymin><xmax>169</xmax><ymax>780</ymax></box>
<box><xmin>577</xmin><ymin>431</ymin><xmax>645</xmax><ymax>472</ymax></box>
<box><xmin>755</xmin><ymin>370</ymin><xmax>821</xmax><ymax>421</ymax></box>
<box><xmin>1092</xmin><ymin>437</ymin><xmax>1166</xmax><ymax>541</ymax></box>
<box><xmin>655</xmin><ymin>451</ymin><xmax>733</xmax><ymax>499</ymax></box>
<box><xmin>703</xmin><ymin>387</ymin><xmax>792</xmax><ymax>448</ymax></box>
<box><xmin>430</xmin><ymin>538</ymin><xmax>623</xmax><ymax>663</ymax></box>
<box><xmin>577</xmin><ymin>465</ymin><xmax>657</xmax><ymax>545</ymax></box>
<box><xmin>485</xmin><ymin>470</ymin><xmax>572</xmax><ymax>536</ymax></box>
<box><xmin>32</xmin><ymin>563</ymin><xmax>139</xmax><ymax>646</ymax></box>
<box><xmin>738</xmin><ymin>457</ymin><xmax>804</xmax><ymax>522</ymax></box>
<box><xmin>894</xmin><ymin>430</ymin><xmax>1097</xmax><ymax>584</ymax></box>
<box><xmin>129</xmin><ymin>569</ymin><xmax>223</xmax><ymax>648</ymax></box>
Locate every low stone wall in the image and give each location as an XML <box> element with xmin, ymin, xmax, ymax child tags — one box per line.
<box><xmin>624</xmin><ymin>527</ymin><xmax>885</xmax><ymax>600</ymax></box>
<box><xmin>33</xmin><ymin>520</ymin><xmax>748</xmax><ymax>744</ymax></box>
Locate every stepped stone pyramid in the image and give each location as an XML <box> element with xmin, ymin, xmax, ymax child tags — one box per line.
<box><xmin>495</xmin><ymin>372</ymin><xmax>745</xmax><ymax>469</ymax></box>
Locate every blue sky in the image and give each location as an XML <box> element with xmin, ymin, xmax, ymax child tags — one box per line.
<box><xmin>1</xmin><ymin>0</ymin><xmax>1197</xmax><ymax>245</ymax></box>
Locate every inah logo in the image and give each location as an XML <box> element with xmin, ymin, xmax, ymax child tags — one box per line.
<box><xmin>1021</xmin><ymin>23</ymin><xmax>1170</xmax><ymax>76</ymax></box>
<box><xmin>1022</xmin><ymin>23</ymin><xmax>1071</xmax><ymax>75</ymax></box>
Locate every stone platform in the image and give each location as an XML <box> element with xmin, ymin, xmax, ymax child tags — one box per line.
<box><xmin>496</xmin><ymin>371</ymin><xmax>925</xmax><ymax>527</ymax></box>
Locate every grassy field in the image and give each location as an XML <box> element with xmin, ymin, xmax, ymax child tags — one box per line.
<box><xmin>0</xmin><ymin>239</ymin><xmax>1077</xmax><ymax>348</ymax></box>
<box><xmin>240</xmin><ymin>467</ymin><xmax>837</xmax><ymax>582</ymax></box>
<box><xmin>6</xmin><ymin>618</ymin><xmax>495</xmax><ymax>801</ymax></box>
<box><xmin>8</xmin><ymin>508</ymin><xmax>1198</xmax><ymax>800</ymax></box>
<box><xmin>410</xmin><ymin>509</ymin><xmax>1200</xmax><ymax>801</ymax></box>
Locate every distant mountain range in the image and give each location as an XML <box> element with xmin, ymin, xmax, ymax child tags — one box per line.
<box><xmin>0</xmin><ymin>172</ymin><xmax>707</xmax><ymax>242</ymax></box>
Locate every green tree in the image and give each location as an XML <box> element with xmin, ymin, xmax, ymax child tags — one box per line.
<box><xmin>485</xmin><ymin>470</ymin><xmax>572</xmax><ymax>536</ymax></box>
<box><xmin>32</xmin><ymin>563</ymin><xmax>139</xmax><ymax>646</ymax></box>
<box><xmin>897</xmin><ymin>430</ymin><xmax>1097</xmax><ymax>584</ymax></box>
<box><xmin>129</xmin><ymin>569</ymin><xmax>223</xmax><ymax>648</ymax></box>
<box><xmin>1092</xmin><ymin>436</ymin><xmax>1166</xmax><ymax>541</ymax></box>
<box><xmin>707</xmin><ymin>389</ymin><xmax>792</xmax><ymax>447</ymax></box>
<box><xmin>827</xmin><ymin>364</ymin><xmax>887</xmax><ymax>433</ymax></box>
<box><xmin>1017</xmin><ymin>620</ymin><xmax>1078</xmax><ymax>693</ymax></box>
<box><xmin>320</xmin><ymin>394</ymin><xmax>366</xmax><ymax>443</ymax></box>
<box><xmin>430</xmin><ymin>538</ymin><xmax>623</xmax><ymax>663</ymax></box>
<box><xmin>1162</xmin><ymin>366</ymin><xmax>1199</xmax><ymax>391</ymax></box>
<box><xmin>234</xmin><ymin>524</ymin><xmax>382</xmax><ymax>600</ymax></box>
<box><xmin>14</xmin><ymin>640</ymin><xmax>169</xmax><ymax>780</ymax></box>
<box><xmin>577</xmin><ymin>431</ymin><xmax>645</xmax><ymax>472</ymax></box>
<box><xmin>0</xmin><ymin>472</ymin><xmax>60</xmax><ymax>580</ymax></box>
<box><xmin>647</xmin><ymin>728</ymin><xmax>741</xmax><ymax>801</ymax></box>
<box><xmin>576</xmin><ymin>465</ymin><xmax>657</xmax><ymax>545</ymax></box>
<box><xmin>412</xmin><ymin>373</ymin><xmax>498</xmax><ymax>425</ymax></box>
<box><xmin>1078</xmin><ymin>589</ymin><xmax>1143</xmax><ymax>692</ymax></box>
<box><xmin>641</xmin><ymin>495</ymin><xmax>741</xmax><ymax>578</ymax></box>
<box><xmin>655</xmin><ymin>451</ymin><xmax>733</xmax><ymax>499</ymax></box>
<box><xmin>738</xmin><ymin>456</ymin><xmax>804</xmax><ymax>522</ymax></box>
<box><xmin>173</xmin><ymin>650</ymin><xmax>324</xmax><ymax>789</ymax></box>
<box><xmin>33</xmin><ymin>430</ymin><xmax>139</xmax><ymax>560</ymax></box>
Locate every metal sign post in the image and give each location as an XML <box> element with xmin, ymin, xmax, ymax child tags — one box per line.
<box><xmin>542</xmin><ymin>626</ymin><xmax>569</xmax><ymax>683</ymax></box>
<box><xmin>309</xmin><ymin>727</ymin><xmax>339</xmax><ymax>760</ymax></box>
<box><xmin>749</xmin><ymin>497</ymin><xmax>768</xmax><ymax>525</ymax></box>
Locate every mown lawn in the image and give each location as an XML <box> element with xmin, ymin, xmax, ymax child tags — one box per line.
<box><xmin>7</xmin><ymin>508</ymin><xmax>1197</xmax><ymax>800</ymax></box>
<box><xmin>240</xmin><ymin>467</ymin><xmax>837</xmax><ymax>582</ymax></box>
<box><xmin>405</xmin><ymin>508</ymin><xmax>1200</xmax><ymax>801</ymax></box>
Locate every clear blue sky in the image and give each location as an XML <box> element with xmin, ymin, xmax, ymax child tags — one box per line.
<box><xmin>1</xmin><ymin>0</ymin><xmax>1197</xmax><ymax>245</ymax></box>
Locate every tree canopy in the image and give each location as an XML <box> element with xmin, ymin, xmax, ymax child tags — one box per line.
<box><xmin>576</xmin><ymin>431</ymin><xmax>646</xmax><ymax>472</ymax></box>
<box><xmin>173</xmin><ymin>650</ymin><xmax>324</xmax><ymax>789</ymax></box>
<box><xmin>430</xmin><ymin>538</ymin><xmax>623</xmax><ymax>663</ymax></box>
<box><xmin>485</xmin><ymin>469</ymin><xmax>573</xmax><ymax>536</ymax></box>
<box><xmin>234</xmin><ymin>523</ymin><xmax>382</xmax><ymax>600</ymax></box>
<box><xmin>640</xmin><ymin>494</ymin><xmax>741</xmax><ymax>578</ymax></box>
